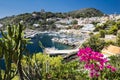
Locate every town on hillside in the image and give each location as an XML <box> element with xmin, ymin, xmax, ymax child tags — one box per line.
<box><xmin>0</xmin><ymin>9</ymin><xmax>120</xmax><ymax>58</ymax></box>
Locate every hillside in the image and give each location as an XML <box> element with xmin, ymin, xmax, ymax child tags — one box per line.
<box><xmin>0</xmin><ymin>8</ymin><xmax>104</xmax><ymax>30</ymax></box>
<box><xmin>68</xmin><ymin>8</ymin><xmax>104</xmax><ymax>18</ymax></box>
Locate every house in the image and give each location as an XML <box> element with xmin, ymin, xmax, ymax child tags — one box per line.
<box><xmin>81</xmin><ymin>24</ymin><xmax>95</xmax><ymax>32</ymax></box>
<box><xmin>104</xmin><ymin>35</ymin><xmax>116</xmax><ymax>41</ymax></box>
<box><xmin>101</xmin><ymin>45</ymin><xmax>120</xmax><ymax>57</ymax></box>
<box><xmin>0</xmin><ymin>24</ymin><xmax>3</xmax><ymax>28</ymax></box>
<box><xmin>33</xmin><ymin>24</ymin><xmax>40</xmax><ymax>28</ymax></box>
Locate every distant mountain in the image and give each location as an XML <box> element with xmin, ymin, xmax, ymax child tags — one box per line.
<box><xmin>68</xmin><ymin>8</ymin><xmax>104</xmax><ymax>18</ymax></box>
<box><xmin>0</xmin><ymin>8</ymin><xmax>104</xmax><ymax>30</ymax></box>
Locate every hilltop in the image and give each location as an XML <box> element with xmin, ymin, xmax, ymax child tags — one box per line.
<box><xmin>68</xmin><ymin>8</ymin><xmax>104</xmax><ymax>18</ymax></box>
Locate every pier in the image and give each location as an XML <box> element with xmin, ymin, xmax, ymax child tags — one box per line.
<box><xmin>45</xmin><ymin>48</ymin><xmax>79</xmax><ymax>56</ymax></box>
<box><xmin>44</xmin><ymin>41</ymin><xmax>85</xmax><ymax>57</ymax></box>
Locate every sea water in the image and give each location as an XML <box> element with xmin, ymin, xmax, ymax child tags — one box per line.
<box><xmin>0</xmin><ymin>33</ymin><xmax>71</xmax><ymax>69</ymax></box>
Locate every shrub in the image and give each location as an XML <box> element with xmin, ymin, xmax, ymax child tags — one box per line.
<box><xmin>82</xmin><ymin>35</ymin><xmax>105</xmax><ymax>52</ymax></box>
<box><xmin>21</xmin><ymin>53</ymin><xmax>82</xmax><ymax>80</ymax></box>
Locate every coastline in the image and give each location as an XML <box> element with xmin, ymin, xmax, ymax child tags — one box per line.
<box><xmin>24</xmin><ymin>29</ymin><xmax>89</xmax><ymax>49</ymax></box>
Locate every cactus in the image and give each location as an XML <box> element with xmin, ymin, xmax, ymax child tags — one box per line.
<box><xmin>0</xmin><ymin>23</ymin><xmax>29</xmax><ymax>80</ymax></box>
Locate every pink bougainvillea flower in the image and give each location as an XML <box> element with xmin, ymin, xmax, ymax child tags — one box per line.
<box><xmin>106</xmin><ymin>64</ymin><xmax>116</xmax><ymax>72</ymax></box>
<box><xmin>77</xmin><ymin>47</ymin><xmax>116</xmax><ymax>78</ymax></box>
<box><xmin>106</xmin><ymin>64</ymin><xmax>112</xmax><ymax>69</ymax></box>
<box><xmin>111</xmin><ymin>67</ymin><xmax>116</xmax><ymax>72</ymax></box>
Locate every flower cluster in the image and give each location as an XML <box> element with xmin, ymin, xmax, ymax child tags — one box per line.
<box><xmin>77</xmin><ymin>47</ymin><xmax>116</xmax><ymax>78</ymax></box>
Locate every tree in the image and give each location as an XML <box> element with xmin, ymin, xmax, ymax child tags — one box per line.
<box><xmin>21</xmin><ymin>53</ymin><xmax>83</xmax><ymax>80</ymax></box>
<box><xmin>94</xmin><ymin>25</ymin><xmax>102</xmax><ymax>31</ymax></box>
<box><xmin>99</xmin><ymin>30</ymin><xmax>105</xmax><ymax>38</ymax></box>
<box><xmin>71</xmin><ymin>20</ymin><xmax>78</xmax><ymax>25</ymax></box>
<box><xmin>108</xmin><ymin>25</ymin><xmax>118</xmax><ymax>35</ymax></box>
<box><xmin>82</xmin><ymin>35</ymin><xmax>105</xmax><ymax>52</ymax></box>
<box><xmin>116</xmin><ymin>21</ymin><xmax>120</xmax><ymax>29</ymax></box>
<box><xmin>116</xmin><ymin>31</ymin><xmax>120</xmax><ymax>47</ymax></box>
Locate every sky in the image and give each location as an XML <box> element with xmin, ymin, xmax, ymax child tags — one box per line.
<box><xmin>0</xmin><ymin>0</ymin><xmax>120</xmax><ymax>18</ymax></box>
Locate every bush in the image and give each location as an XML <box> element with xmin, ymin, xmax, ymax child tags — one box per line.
<box><xmin>108</xmin><ymin>25</ymin><xmax>118</xmax><ymax>35</ymax></box>
<box><xmin>21</xmin><ymin>53</ymin><xmax>84</xmax><ymax>80</ymax></box>
<box><xmin>71</xmin><ymin>20</ymin><xmax>78</xmax><ymax>25</ymax></box>
<box><xmin>99</xmin><ymin>30</ymin><xmax>106</xmax><ymax>38</ymax></box>
<box><xmin>82</xmin><ymin>35</ymin><xmax>105</xmax><ymax>52</ymax></box>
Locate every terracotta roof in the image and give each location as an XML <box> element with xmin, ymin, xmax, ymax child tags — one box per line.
<box><xmin>102</xmin><ymin>45</ymin><xmax>120</xmax><ymax>56</ymax></box>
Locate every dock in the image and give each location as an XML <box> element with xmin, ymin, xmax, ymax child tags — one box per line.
<box><xmin>44</xmin><ymin>48</ymin><xmax>79</xmax><ymax>56</ymax></box>
<box><xmin>44</xmin><ymin>42</ymin><xmax>84</xmax><ymax>57</ymax></box>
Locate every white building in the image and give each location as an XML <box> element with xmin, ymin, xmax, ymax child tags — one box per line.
<box><xmin>105</xmin><ymin>35</ymin><xmax>116</xmax><ymax>40</ymax></box>
<box><xmin>81</xmin><ymin>24</ymin><xmax>95</xmax><ymax>31</ymax></box>
<box><xmin>33</xmin><ymin>24</ymin><xmax>40</xmax><ymax>28</ymax></box>
<box><xmin>0</xmin><ymin>24</ymin><xmax>3</xmax><ymax>28</ymax></box>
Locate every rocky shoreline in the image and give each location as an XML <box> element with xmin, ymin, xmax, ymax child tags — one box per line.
<box><xmin>24</xmin><ymin>29</ymin><xmax>53</xmax><ymax>38</ymax></box>
<box><xmin>52</xmin><ymin>38</ymin><xmax>79</xmax><ymax>46</ymax></box>
<box><xmin>24</xmin><ymin>29</ymin><xmax>89</xmax><ymax>47</ymax></box>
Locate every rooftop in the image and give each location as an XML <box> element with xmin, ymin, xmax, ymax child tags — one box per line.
<box><xmin>102</xmin><ymin>45</ymin><xmax>120</xmax><ymax>57</ymax></box>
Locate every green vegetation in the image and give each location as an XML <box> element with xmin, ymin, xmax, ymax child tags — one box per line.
<box><xmin>105</xmin><ymin>55</ymin><xmax>120</xmax><ymax>80</ymax></box>
<box><xmin>71</xmin><ymin>20</ymin><xmax>78</xmax><ymax>25</ymax></box>
<box><xmin>0</xmin><ymin>12</ymin><xmax>64</xmax><ymax>31</ymax></box>
<box><xmin>108</xmin><ymin>25</ymin><xmax>118</xmax><ymax>35</ymax></box>
<box><xmin>0</xmin><ymin>24</ymin><xmax>29</xmax><ymax>80</ymax></box>
<box><xmin>20</xmin><ymin>54</ymin><xmax>84</xmax><ymax>80</ymax></box>
<box><xmin>94</xmin><ymin>20</ymin><xmax>120</xmax><ymax>35</ymax></box>
<box><xmin>0</xmin><ymin>8</ymin><xmax>104</xmax><ymax>31</ymax></box>
<box><xmin>82</xmin><ymin>35</ymin><xmax>106</xmax><ymax>52</ymax></box>
<box><xmin>68</xmin><ymin>8</ymin><xmax>104</xmax><ymax>18</ymax></box>
<box><xmin>99</xmin><ymin>30</ymin><xmax>106</xmax><ymax>38</ymax></box>
<box><xmin>0</xmin><ymin>24</ymin><xmax>120</xmax><ymax>79</ymax></box>
<box><xmin>93</xmin><ymin>19</ymin><xmax>120</xmax><ymax>48</ymax></box>
<box><xmin>116</xmin><ymin>31</ymin><xmax>120</xmax><ymax>46</ymax></box>
<box><xmin>1</xmin><ymin>53</ymin><xmax>120</xmax><ymax>80</ymax></box>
